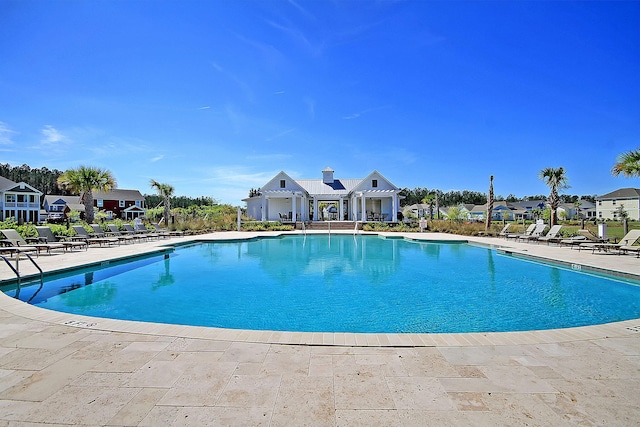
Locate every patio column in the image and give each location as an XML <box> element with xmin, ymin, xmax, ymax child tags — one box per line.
<box><xmin>392</xmin><ymin>194</ymin><xmax>398</xmax><ymax>222</ymax></box>
<box><xmin>361</xmin><ymin>193</ymin><xmax>366</xmax><ymax>222</ymax></box>
<box><xmin>261</xmin><ymin>193</ymin><xmax>266</xmax><ymax>221</ymax></box>
<box><xmin>313</xmin><ymin>198</ymin><xmax>318</xmax><ymax>221</ymax></box>
<box><xmin>339</xmin><ymin>198</ymin><xmax>344</xmax><ymax>221</ymax></box>
<box><xmin>291</xmin><ymin>193</ymin><xmax>296</xmax><ymax>222</ymax></box>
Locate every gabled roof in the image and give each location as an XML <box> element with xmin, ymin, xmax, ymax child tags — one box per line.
<box><xmin>351</xmin><ymin>170</ymin><xmax>399</xmax><ymax>193</ymax></box>
<box><xmin>597</xmin><ymin>188</ymin><xmax>640</xmax><ymax>200</ymax></box>
<box><xmin>93</xmin><ymin>189</ymin><xmax>144</xmax><ymax>200</ymax></box>
<box><xmin>43</xmin><ymin>195</ymin><xmax>82</xmax><ymax>205</ymax></box>
<box><xmin>260</xmin><ymin>171</ymin><xmax>308</xmax><ymax>194</ymax></box>
<box><xmin>0</xmin><ymin>176</ymin><xmax>42</xmax><ymax>194</ymax></box>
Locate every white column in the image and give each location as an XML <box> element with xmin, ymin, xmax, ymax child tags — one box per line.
<box><xmin>392</xmin><ymin>194</ymin><xmax>397</xmax><ymax>222</ymax></box>
<box><xmin>339</xmin><ymin>198</ymin><xmax>344</xmax><ymax>221</ymax></box>
<box><xmin>291</xmin><ymin>194</ymin><xmax>296</xmax><ymax>222</ymax></box>
<box><xmin>313</xmin><ymin>198</ymin><xmax>318</xmax><ymax>221</ymax></box>
<box><xmin>361</xmin><ymin>193</ymin><xmax>366</xmax><ymax>222</ymax></box>
<box><xmin>261</xmin><ymin>193</ymin><xmax>266</xmax><ymax>221</ymax></box>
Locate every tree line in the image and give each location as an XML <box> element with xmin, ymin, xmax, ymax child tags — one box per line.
<box><xmin>399</xmin><ymin>187</ymin><xmax>596</xmax><ymax>207</ymax></box>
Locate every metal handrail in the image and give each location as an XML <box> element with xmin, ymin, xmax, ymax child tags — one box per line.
<box><xmin>23</xmin><ymin>253</ymin><xmax>43</xmax><ymax>278</ymax></box>
<box><xmin>0</xmin><ymin>255</ymin><xmax>20</xmax><ymax>279</ymax></box>
<box><xmin>0</xmin><ymin>253</ymin><xmax>43</xmax><ymax>280</ymax></box>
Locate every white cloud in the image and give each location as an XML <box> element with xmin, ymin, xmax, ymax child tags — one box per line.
<box><xmin>151</xmin><ymin>155</ymin><xmax>164</xmax><ymax>162</ymax></box>
<box><xmin>41</xmin><ymin>125</ymin><xmax>66</xmax><ymax>144</ymax></box>
<box><xmin>0</xmin><ymin>122</ymin><xmax>17</xmax><ymax>145</ymax></box>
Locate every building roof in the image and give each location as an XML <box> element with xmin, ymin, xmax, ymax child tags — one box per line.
<box><xmin>43</xmin><ymin>195</ymin><xmax>82</xmax><ymax>205</ymax></box>
<box><xmin>296</xmin><ymin>179</ymin><xmax>361</xmax><ymax>196</ymax></box>
<box><xmin>0</xmin><ymin>176</ymin><xmax>42</xmax><ymax>194</ymax></box>
<box><xmin>597</xmin><ymin>188</ymin><xmax>640</xmax><ymax>200</ymax></box>
<box><xmin>93</xmin><ymin>189</ymin><xmax>144</xmax><ymax>200</ymax></box>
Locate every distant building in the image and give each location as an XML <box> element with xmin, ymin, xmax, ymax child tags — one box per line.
<box><xmin>0</xmin><ymin>176</ymin><xmax>42</xmax><ymax>223</ymax></box>
<box><xmin>596</xmin><ymin>188</ymin><xmax>640</xmax><ymax>220</ymax></box>
<box><xmin>92</xmin><ymin>189</ymin><xmax>146</xmax><ymax>220</ymax></box>
<box><xmin>244</xmin><ymin>168</ymin><xmax>402</xmax><ymax>222</ymax></box>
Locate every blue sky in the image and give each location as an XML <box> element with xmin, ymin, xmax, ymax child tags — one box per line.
<box><xmin>1</xmin><ymin>1</ymin><xmax>638</xmax><ymax>205</ymax></box>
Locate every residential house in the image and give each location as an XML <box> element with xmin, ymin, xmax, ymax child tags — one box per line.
<box><xmin>596</xmin><ymin>188</ymin><xmax>640</xmax><ymax>220</ymax></box>
<box><xmin>468</xmin><ymin>203</ymin><xmax>513</xmax><ymax>221</ymax></box>
<box><xmin>0</xmin><ymin>176</ymin><xmax>42</xmax><ymax>223</ymax></box>
<box><xmin>558</xmin><ymin>199</ymin><xmax>596</xmax><ymax>220</ymax></box>
<box><xmin>244</xmin><ymin>168</ymin><xmax>402</xmax><ymax>222</ymax></box>
<box><xmin>92</xmin><ymin>189</ymin><xmax>146</xmax><ymax>220</ymax></box>
<box><xmin>43</xmin><ymin>195</ymin><xmax>83</xmax><ymax>221</ymax></box>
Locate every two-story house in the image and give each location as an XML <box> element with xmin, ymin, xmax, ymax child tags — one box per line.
<box><xmin>596</xmin><ymin>188</ymin><xmax>640</xmax><ymax>220</ymax></box>
<box><xmin>0</xmin><ymin>176</ymin><xmax>42</xmax><ymax>223</ymax></box>
<box><xmin>92</xmin><ymin>189</ymin><xmax>146</xmax><ymax>220</ymax></box>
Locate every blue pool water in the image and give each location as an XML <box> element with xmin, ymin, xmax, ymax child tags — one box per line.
<box><xmin>2</xmin><ymin>234</ymin><xmax>640</xmax><ymax>333</ymax></box>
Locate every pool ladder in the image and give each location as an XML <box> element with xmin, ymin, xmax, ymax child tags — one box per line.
<box><xmin>0</xmin><ymin>253</ymin><xmax>43</xmax><ymax>283</ymax></box>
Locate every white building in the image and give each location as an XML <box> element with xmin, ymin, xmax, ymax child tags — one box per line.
<box><xmin>0</xmin><ymin>176</ymin><xmax>42</xmax><ymax>223</ymax></box>
<box><xmin>244</xmin><ymin>168</ymin><xmax>402</xmax><ymax>222</ymax></box>
<box><xmin>596</xmin><ymin>188</ymin><xmax>640</xmax><ymax>220</ymax></box>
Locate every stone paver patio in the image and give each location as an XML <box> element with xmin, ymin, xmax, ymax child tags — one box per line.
<box><xmin>0</xmin><ymin>231</ymin><xmax>638</xmax><ymax>426</ymax></box>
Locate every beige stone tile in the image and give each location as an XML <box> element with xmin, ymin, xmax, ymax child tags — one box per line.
<box><xmin>0</xmin><ymin>357</ymin><xmax>100</xmax><ymax>401</ymax></box>
<box><xmin>173</xmin><ymin>406</ymin><xmax>272</xmax><ymax>426</ymax></box>
<box><xmin>216</xmin><ymin>374</ymin><xmax>282</xmax><ymax>408</ymax></box>
<box><xmin>447</xmin><ymin>391</ymin><xmax>490</xmax><ymax>411</ymax></box>
<box><xmin>259</xmin><ymin>345</ymin><xmax>310</xmax><ymax>376</ymax></box>
<box><xmin>157</xmin><ymin>361</ymin><xmax>237</xmax><ymax>406</ymax></box>
<box><xmin>271</xmin><ymin>375</ymin><xmax>335</xmax><ymax>426</ymax></box>
<box><xmin>335</xmin><ymin>409</ymin><xmax>401</xmax><ymax>426</ymax></box>
<box><xmin>334</xmin><ymin>372</ymin><xmax>395</xmax><ymax>410</ymax></box>
<box><xmin>107</xmin><ymin>387</ymin><xmax>168</xmax><ymax>426</ymax></box>
<box><xmin>218</xmin><ymin>342</ymin><xmax>270</xmax><ymax>364</ymax></box>
<box><xmin>91</xmin><ymin>350</ymin><xmax>158</xmax><ymax>373</ymax></box>
<box><xmin>125</xmin><ymin>360</ymin><xmax>188</xmax><ymax>388</ymax></box>
<box><xmin>386</xmin><ymin>376</ymin><xmax>455</xmax><ymax>410</ymax></box>
<box><xmin>19</xmin><ymin>385</ymin><xmax>140</xmax><ymax>425</ymax></box>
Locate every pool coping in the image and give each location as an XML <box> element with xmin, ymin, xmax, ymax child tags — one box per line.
<box><xmin>1</xmin><ymin>230</ymin><xmax>639</xmax><ymax>347</ymax></box>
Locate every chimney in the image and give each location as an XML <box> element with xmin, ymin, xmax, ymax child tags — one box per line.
<box><xmin>322</xmin><ymin>167</ymin><xmax>334</xmax><ymax>184</ymax></box>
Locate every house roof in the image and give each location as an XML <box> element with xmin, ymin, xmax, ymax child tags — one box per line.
<box><xmin>93</xmin><ymin>189</ymin><xmax>144</xmax><ymax>200</ymax></box>
<box><xmin>296</xmin><ymin>179</ymin><xmax>361</xmax><ymax>196</ymax></box>
<box><xmin>43</xmin><ymin>195</ymin><xmax>82</xmax><ymax>205</ymax></box>
<box><xmin>597</xmin><ymin>188</ymin><xmax>640</xmax><ymax>200</ymax></box>
<box><xmin>0</xmin><ymin>176</ymin><xmax>42</xmax><ymax>194</ymax></box>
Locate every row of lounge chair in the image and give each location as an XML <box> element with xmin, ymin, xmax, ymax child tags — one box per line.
<box><xmin>499</xmin><ymin>223</ymin><xmax>640</xmax><ymax>257</ymax></box>
<box><xmin>0</xmin><ymin>223</ymin><xmax>177</xmax><ymax>257</ymax></box>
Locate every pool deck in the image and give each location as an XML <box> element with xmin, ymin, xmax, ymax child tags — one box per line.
<box><xmin>0</xmin><ymin>231</ymin><xmax>638</xmax><ymax>425</ymax></box>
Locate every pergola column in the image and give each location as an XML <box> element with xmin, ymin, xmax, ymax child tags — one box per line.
<box><xmin>261</xmin><ymin>193</ymin><xmax>266</xmax><ymax>221</ymax></box>
<box><xmin>360</xmin><ymin>193</ymin><xmax>366</xmax><ymax>222</ymax></box>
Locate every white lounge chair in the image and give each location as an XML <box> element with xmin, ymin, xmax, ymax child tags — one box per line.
<box><xmin>505</xmin><ymin>224</ymin><xmax>536</xmax><ymax>240</ymax></box>
<box><xmin>536</xmin><ymin>225</ymin><xmax>563</xmax><ymax>244</ymax></box>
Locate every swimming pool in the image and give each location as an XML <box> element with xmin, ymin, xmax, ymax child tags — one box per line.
<box><xmin>2</xmin><ymin>234</ymin><xmax>640</xmax><ymax>333</ymax></box>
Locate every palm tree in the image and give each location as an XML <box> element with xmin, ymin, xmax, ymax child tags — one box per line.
<box><xmin>150</xmin><ymin>179</ymin><xmax>175</xmax><ymax>226</ymax></box>
<box><xmin>538</xmin><ymin>167</ymin><xmax>569</xmax><ymax>226</ymax></box>
<box><xmin>485</xmin><ymin>175</ymin><xmax>494</xmax><ymax>232</ymax></box>
<box><xmin>57</xmin><ymin>166</ymin><xmax>116</xmax><ymax>224</ymax></box>
<box><xmin>611</xmin><ymin>148</ymin><xmax>640</xmax><ymax>177</ymax></box>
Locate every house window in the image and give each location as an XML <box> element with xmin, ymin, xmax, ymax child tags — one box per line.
<box><xmin>119</xmin><ymin>200</ymin><xmax>125</xmax><ymax>208</ymax></box>
<box><xmin>97</xmin><ymin>199</ymin><xmax>103</xmax><ymax>207</ymax></box>
<box><xmin>280</xmin><ymin>180</ymin><xmax>286</xmax><ymax>188</ymax></box>
<box><xmin>5</xmin><ymin>194</ymin><xmax>15</xmax><ymax>203</ymax></box>
<box><xmin>612</xmin><ymin>199</ymin><xmax>616</xmax><ymax>205</ymax></box>
<box><xmin>135</xmin><ymin>200</ymin><xmax>141</xmax><ymax>208</ymax></box>
<box><xmin>599</xmin><ymin>212</ymin><xmax>602</xmax><ymax>218</ymax></box>
<box><xmin>372</xmin><ymin>179</ymin><xmax>378</xmax><ymax>188</ymax></box>
<box><xmin>598</xmin><ymin>200</ymin><xmax>602</xmax><ymax>206</ymax></box>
